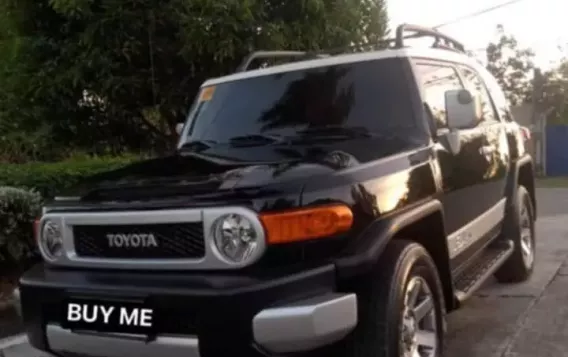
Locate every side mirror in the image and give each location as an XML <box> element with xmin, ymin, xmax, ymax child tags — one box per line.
<box><xmin>445</xmin><ymin>89</ymin><xmax>478</xmax><ymax>130</ymax></box>
<box><xmin>175</xmin><ymin>122</ymin><xmax>185</xmax><ymax>135</ymax></box>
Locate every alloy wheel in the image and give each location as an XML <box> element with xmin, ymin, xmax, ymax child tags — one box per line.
<box><xmin>400</xmin><ymin>276</ymin><xmax>438</xmax><ymax>357</ymax></box>
<box><xmin>519</xmin><ymin>202</ymin><xmax>534</xmax><ymax>268</ymax></box>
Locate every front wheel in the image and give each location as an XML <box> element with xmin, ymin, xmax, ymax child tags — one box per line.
<box><xmin>339</xmin><ymin>240</ymin><xmax>446</xmax><ymax>357</ymax></box>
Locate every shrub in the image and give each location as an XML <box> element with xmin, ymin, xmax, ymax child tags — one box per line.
<box><xmin>0</xmin><ymin>187</ymin><xmax>42</xmax><ymax>275</ymax></box>
<box><xmin>0</xmin><ymin>155</ymin><xmax>138</xmax><ymax>199</ymax></box>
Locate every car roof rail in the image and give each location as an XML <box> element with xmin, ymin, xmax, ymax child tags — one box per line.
<box><xmin>235</xmin><ymin>51</ymin><xmax>330</xmax><ymax>72</ymax></box>
<box><xmin>235</xmin><ymin>24</ymin><xmax>466</xmax><ymax>72</ymax></box>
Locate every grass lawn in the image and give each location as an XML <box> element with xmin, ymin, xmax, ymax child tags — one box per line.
<box><xmin>536</xmin><ymin>177</ymin><xmax>568</xmax><ymax>188</ymax></box>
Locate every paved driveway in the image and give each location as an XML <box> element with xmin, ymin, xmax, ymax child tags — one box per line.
<box><xmin>2</xmin><ymin>188</ymin><xmax>568</xmax><ymax>357</ymax></box>
<box><xmin>446</xmin><ymin>188</ymin><xmax>568</xmax><ymax>357</ymax></box>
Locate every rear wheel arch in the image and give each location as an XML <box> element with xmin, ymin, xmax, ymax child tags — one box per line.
<box><xmin>505</xmin><ymin>154</ymin><xmax>536</xmax><ymax>218</ymax></box>
<box><xmin>517</xmin><ymin>160</ymin><xmax>536</xmax><ymax>218</ymax></box>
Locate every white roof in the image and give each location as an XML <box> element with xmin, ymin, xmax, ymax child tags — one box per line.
<box><xmin>202</xmin><ymin>47</ymin><xmax>481</xmax><ymax>87</ymax></box>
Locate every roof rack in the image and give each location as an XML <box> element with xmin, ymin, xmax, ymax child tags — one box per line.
<box><xmin>235</xmin><ymin>24</ymin><xmax>466</xmax><ymax>72</ymax></box>
<box><xmin>395</xmin><ymin>24</ymin><xmax>466</xmax><ymax>53</ymax></box>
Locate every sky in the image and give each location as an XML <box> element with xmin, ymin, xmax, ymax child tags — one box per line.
<box><xmin>387</xmin><ymin>0</ymin><xmax>568</xmax><ymax>69</ymax></box>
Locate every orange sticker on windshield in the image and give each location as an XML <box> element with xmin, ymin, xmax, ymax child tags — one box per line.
<box><xmin>199</xmin><ymin>86</ymin><xmax>216</xmax><ymax>102</ymax></box>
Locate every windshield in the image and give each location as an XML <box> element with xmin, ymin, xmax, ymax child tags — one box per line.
<box><xmin>180</xmin><ymin>57</ymin><xmax>420</xmax><ymax>147</ymax></box>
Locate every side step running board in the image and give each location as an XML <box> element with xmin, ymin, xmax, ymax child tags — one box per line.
<box><xmin>454</xmin><ymin>240</ymin><xmax>514</xmax><ymax>302</ymax></box>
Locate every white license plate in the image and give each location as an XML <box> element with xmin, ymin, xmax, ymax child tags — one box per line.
<box><xmin>62</xmin><ymin>299</ymin><xmax>155</xmax><ymax>334</ymax></box>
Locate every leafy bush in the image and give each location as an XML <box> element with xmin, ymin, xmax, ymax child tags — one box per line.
<box><xmin>0</xmin><ymin>155</ymin><xmax>138</xmax><ymax>199</ymax></box>
<box><xmin>0</xmin><ymin>187</ymin><xmax>42</xmax><ymax>275</ymax></box>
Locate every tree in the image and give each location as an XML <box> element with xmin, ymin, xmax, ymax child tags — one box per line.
<box><xmin>0</xmin><ymin>0</ymin><xmax>388</xmax><ymax>160</ymax></box>
<box><xmin>537</xmin><ymin>60</ymin><xmax>568</xmax><ymax>124</ymax></box>
<box><xmin>485</xmin><ymin>25</ymin><xmax>535</xmax><ymax>106</ymax></box>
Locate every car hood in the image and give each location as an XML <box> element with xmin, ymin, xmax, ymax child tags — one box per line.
<box><xmin>55</xmin><ymin>145</ymin><xmax>361</xmax><ymax>203</ymax></box>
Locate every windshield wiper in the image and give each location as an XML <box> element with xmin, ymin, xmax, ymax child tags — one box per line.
<box><xmin>292</xmin><ymin>126</ymin><xmax>373</xmax><ymax>142</ymax></box>
<box><xmin>178</xmin><ymin>139</ymin><xmax>218</xmax><ymax>152</ymax></box>
<box><xmin>228</xmin><ymin>134</ymin><xmax>286</xmax><ymax>147</ymax></box>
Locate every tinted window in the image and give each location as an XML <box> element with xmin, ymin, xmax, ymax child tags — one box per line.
<box><xmin>415</xmin><ymin>64</ymin><xmax>463</xmax><ymax>129</ymax></box>
<box><xmin>459</xmin><ymin>66</ymin><xmax>499</xmax><ymax>124</ymax></box>
<box><xmin>183</xmin><ymin>58</ymin><xmax>419</xmax><ymax>143</ymax></box>
<box><xmin>481</xmin><ymin>70</ymin><xmax>514</xmax><ymax>122</ymax></box>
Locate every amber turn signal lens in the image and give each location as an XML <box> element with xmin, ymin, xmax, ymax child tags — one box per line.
<box><xmin>260</xmin><ymin>205</ymin><xmax>353</xmax><ymax>245</ymax></box>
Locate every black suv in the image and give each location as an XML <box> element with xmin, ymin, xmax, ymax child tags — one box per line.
<box><xmin>20</xmin><ymin>24</ymin><xmax>537</xmax><ymax>357</ymax></box>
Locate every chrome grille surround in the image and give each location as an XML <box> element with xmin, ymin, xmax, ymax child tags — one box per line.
<box><xmin>37</xmin><ymin>206</ymin><xmax>266</xmax><ymax>270</ymax></box>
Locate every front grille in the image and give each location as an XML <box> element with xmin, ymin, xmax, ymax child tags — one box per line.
<box><xmin>73</xmin><ymin>222</ymin><xmax>205</xmax><ymax>259</ymax></box>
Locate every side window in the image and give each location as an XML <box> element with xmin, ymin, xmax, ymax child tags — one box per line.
<box><xmin>415</xmin><ymin>63</ymin><xmax>463</xmax><ymax>130</ymax></box>
<box><xmin>481</xmin><ymin>71</ymin><xmax>515</xmax><ymax>122</ymax></box>
<box><xmin>458</xmin><ymin>66</ymin><xmax>500</xmax><ymax>124</ymax></box>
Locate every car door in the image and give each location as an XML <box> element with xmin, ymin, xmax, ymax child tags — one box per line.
<box><xmin>456</xmin><ymin>65</ymin><xmax>509</xmax><ymax>218</ymax></box>
<box><xmin>413</xmin><ymin>60</ymin><xmax>499</xmax><ymax>268</ymax></box>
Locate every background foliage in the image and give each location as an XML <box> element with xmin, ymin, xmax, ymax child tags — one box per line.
<box><xmin>0</xmin><ymin>0</ymin><xmax>388</xmax><ymax>162</ymax></box>
<box><xmin>0</xmin><ymin>187</ymin><xmax>41</xmax><ymax>274</ymax></box>
<box><xmin>0</xmin><ymin>155</ymin><xmax>136</xmax><ymax>198</ymax></box>
<box><xmin>485</xmin><ymin>25</ymin><xmax>535</xmax><ymax>106</ymax></box>
<box><xmin>485</xmin><ymin>25</ymin><xmax>568</xmax><ymax>124</ymax></box>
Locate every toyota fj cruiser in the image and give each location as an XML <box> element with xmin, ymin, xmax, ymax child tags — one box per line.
<box><xmin>19</xmin><ymin>24</ymin><xmax>537</xmax><ymax>357</ymax></box>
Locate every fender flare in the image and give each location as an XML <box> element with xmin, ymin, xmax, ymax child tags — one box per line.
<box><xmin>502</xmin><ymin>154</ymin><xmax>535</xmax><ymax>238</ymax></box>
<box><xmin>504</xmin><ymin>154</ymin><xmax>533</xmax><ymax>206</ymax></box>
<box><xmin>335</xmin><ymin>199</ymin><xmax>446</xmax><ymax>280</ymax></box>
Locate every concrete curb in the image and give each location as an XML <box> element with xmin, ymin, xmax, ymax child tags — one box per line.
<box><xmin>0</xmin><ymin>288</ymin><xmax>24</xmax><ymax>351</ymax></box>
<box><xmin>0</xmin><ymin>334</ymin><xmax>27</xmax><ymax>350</ymax></box>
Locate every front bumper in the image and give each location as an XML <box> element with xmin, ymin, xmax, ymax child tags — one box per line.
<box><xmin>20</xmin><ymin>263</ymin><xmax>357</xmax><ymax>357</ymax></box>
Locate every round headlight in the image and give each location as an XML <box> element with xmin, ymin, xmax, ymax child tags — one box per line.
<box><xmin>40</xmin><ymin>220</ymin><xmax>63</xmax><ymax>261</ymax></box>
<box><xmin>213</xmin><ymin>213</ymin><xmax>260</xmax><ymax>264</ymax></box>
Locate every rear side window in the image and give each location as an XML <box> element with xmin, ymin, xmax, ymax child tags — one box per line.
<box><xmin>415</xmin><ymin>63</ymin><xmax>463</xmax><ymax>130</ymax></box>
<box><xmin>458</xmin><ymin>66</ymin><xmax>500</xmax><ymax>124</ymax></box>
<box><xmin>479</xmin><ymin>70</ymin><xmax>514</xmax><ymax>122</ymax></box>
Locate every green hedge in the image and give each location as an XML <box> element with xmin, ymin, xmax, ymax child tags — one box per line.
<box><xmin>0</xmin><ymin>187</ymin><xmax>42</xmax><ymax>274</ymax></box>
<box><xmin>0</xmin><ymin>156</ymin><xmax>137</xmax><ymax>199</ymax></box>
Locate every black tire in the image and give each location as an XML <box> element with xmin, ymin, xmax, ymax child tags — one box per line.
<box><xmin>494</xmin><ymin>185</ymin><xmax>535</xmax><ymax>283</ymax></box>
<box><xmin>338</xmin><ymin>240</ymin><xmax>446</xmax><ymax>357</ymax></box>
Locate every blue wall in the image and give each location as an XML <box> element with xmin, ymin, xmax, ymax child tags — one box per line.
<box><xmin>546</xmin><ymin>124</ymin><xmax>568</xmax><ymax>176</ymax></box>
